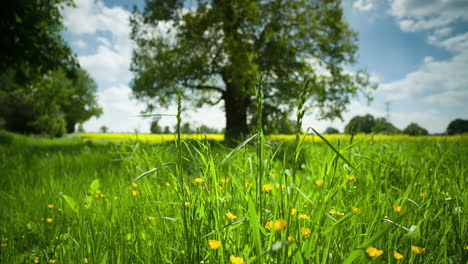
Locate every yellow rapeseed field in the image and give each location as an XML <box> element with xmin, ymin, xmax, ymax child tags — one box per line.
<box><xmin>79</xmin><ymin>133</ymin><xmax>466</xmax><ymax>143</ymax></box>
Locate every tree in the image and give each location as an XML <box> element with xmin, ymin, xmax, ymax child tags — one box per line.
<box><xmin>0</xmin><ymin>68</ymin><xmax>102</xmax><ymax>136</ymax></box>
<box><xmin>130</xmin><ymin>0</ymin><xmax>375</xmax><ymax>142</ymax></box>
<box><xmin>446</xmin><ymin>119</ymin><xmax>468</xmax><ymax>135</ymax></box>
<box><xmin>324</xmin><ymin>127</ymin><xmax>340</xmax><ymax>134</ymax></box>
<box><xmin>163</xmin><ymin>126</ymin><xmax>171</xmax><ymax>134</ymax></box>
<box><xmin>344</xmin><ymin>114</ymin><xmax>375</xmax><ymax>134</ymax></box>
<box><xmin>176</xmin><ymin>122</ymin><xmax>194</xmax><ymax>134</ymax></box>
<box><xmin>403</xmin><ymin>122</ymin><xmax>428</xmax><ymax>136</ymax></box>
<box><xmin>373</xmin><ymin>118</ymin><xmax>400</xmax><ymax>134</ymax></box>
<box><xmin>198</xmin><ymin>125</ymin><xmax>219</xmax><ymax>134</ymax></box>
<box><xmin>150</xmin><ymin>118</ymin><xmax>163</xmax><ymax>134</ymax></box>
<box><xmin>100</xmin><ymin>126</ymin><xmax>108</xmax><ymax>133</ymax></box>
<box><xmin>0</xmin><ymin>0</ymin><xmax>78</xmax><ymax>80</ymax></box>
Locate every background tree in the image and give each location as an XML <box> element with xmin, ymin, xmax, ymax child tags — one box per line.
<box><xmin>446</xmin><ymin>119</ymin><xmax>468</xmax><ymax>135</ymax></box>
<box><xmin>163</xmin><ymin>126</ymin><xmax>171</xmax><ymax>134</ymax></box>
<box><xmin>176</xmin><ymin>122</ymin><xmax>194</xmax><ymax>134</ymax></box>
<box><xmin>344</xmin><ymin>114</ymin><xmax>375</xmax><ymax>134</ymax></box>
<box><xmin>150</xmin><ymin>118</ymin><xmax>163</xmax><ymax>134</ymax></box>
<box><xmin>403</xmin><ymin>122</ymin><xmax>428</xmax><ymax>136</ymax></box>
<box><xmin>198</xmin><ymin>125</ymin><xmax>220</xmax><ymax>134</ymax></box>
<box><xmin>372</xmin><ymin>118</ymin><xmax>400</xmax><ymax>134</ymax></box>
<box><xmin>130</xmin><ymin>0</ymin><xmax>376</xmax><ymax>142</ymax></box>
<box><xmin>1</xmin><ymin>0</ymin><xmax>78</xmax><ymax>81</ymax></box>
<box><xmin>100</xmin><ymin>126</ymin><xmax>108</xmax><ymax>133</ymax></box>
<box><xmin>324</xmin><ymin>127</ymin><xmax>340</xmax><ymax>134</ymax></box>
<box><xmin>0</xmin><ymin>68</ymin><xmax>102</xmax><ymax>136</ymax></box>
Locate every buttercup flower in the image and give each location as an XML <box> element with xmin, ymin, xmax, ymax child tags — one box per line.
<box><xmin>208</xmin><ymin>240</ymin><xmax>220</xmax><ymax>249</ymax></box>
<box><xmin>264</xmin><ymin>219</ymin><xmax>286</xmax><ymax>231</ymax></box>
<box><xmin>229</xmin><ymin>256</ymin><xmax>245</xmax><ymax>264</ymax></box>
<box><xmin>300</xmin><ymin>227</ymin><xmax>311</xmax><ymax>238</ymax></box>
<box><xmin>366</xmin><ymin>247</ymin><xmax>384</xmax><ymax>258</ymax></box>
<box><xmin>299</xmin><ymin>214</ymin><xmax>310</xmax><ymax>220</ymax></box>
<box><xmin>46</xmin><ymin>218</ymin><xmax>53</xmax><ymax>223</ymax></box>
<box><xmin>263</xmin><ymin>184</ymin><xmax>273</xmax><ymax>192</ymax></box>
<box><xmin>315</xmin><ymin>179</ymin><xmax>325</xmax><ymax>186</ymax></box>
<box><xmin>351</xmin><ymin>207</ymin><xmax>360</xmax><ymax>213</ymax></box>
<box><xmin>185</xmin><ymin>202</ymin><xmax>191</xmax><ymax>207</ymax></box>
<box><xmin>411</xmin><ymin>246</ymin><xmax>425</xmax><ymax>254</ymax></box>
<box><xmin>393</xmin><ymin>205</ymin><xmax>403</xmax><ymax>213</ymax></box>
<box><xmin>290</xmin><ymin>208</ymin><xmax>298</xmax><ymax>215</ymax></box>
<box><xmin>393</xmin><ymin>250</ymin><xmax>404</xmax><ymax>260</ymax></box>
<box><xmin>195</xmin><ymin>178</ymin><xmax>203</xmax><ymax>183</ymax></box>
<box><xmin>220</xmin><ymin>178</ymin><xmax>230</xmax><ymax>183</ymax></box>
<box><xmin>225</xmin><ymin>212</ymin><xmax>237</xmax><ymax>220</ymax></box>
<box><xmin>48</xmin><ymin>204</ymin><xmax>54</xmax><ymax>209</ymax></box>
<box><xmin>329</xmin><ymin>209</ymin><xmax>344</xmax><ymax>216</ymax></box>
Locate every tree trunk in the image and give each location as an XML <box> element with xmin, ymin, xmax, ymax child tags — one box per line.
<box><xmin>224</xmin><ymin>84</ymin><xmax>249</xmax><ymax>145</ymax></box>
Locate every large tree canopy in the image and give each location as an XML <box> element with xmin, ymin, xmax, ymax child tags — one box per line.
<box><xmin>130</xmin><ymin>0</ymin><xmax>375</xmax><ymax>142</ymax></box>
<box><xmin>0</xmin><ymin>0</ymin><xmax>78</xmax><ymax>79</ymax></box>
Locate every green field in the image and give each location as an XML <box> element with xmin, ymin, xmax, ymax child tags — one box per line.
<box><xmin>0</xmin><ymin>131</ymin><xmax>467</xmax><ymax>263</ymax></box>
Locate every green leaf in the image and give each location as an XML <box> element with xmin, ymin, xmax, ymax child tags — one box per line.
<box><xmin>61</xmin><ymin>194</ymin><xmax>78</xmax><ymax>214</ymax></box>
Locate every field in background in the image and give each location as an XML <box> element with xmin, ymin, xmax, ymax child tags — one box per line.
<box><xmin>79</xmin><ymin>132</ymin><xmax>466</xmax><ymax>144</ymax></box>
<box><xmin>0</xmin><ymin>131</ymin><xmax>467</xmax><ymax>263</ymax></box>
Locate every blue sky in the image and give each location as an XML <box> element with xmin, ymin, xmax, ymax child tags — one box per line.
<box><xmin>62</xmin><ymin>0</ymin><xmax>468</xmax><ymax>133</ymax></box>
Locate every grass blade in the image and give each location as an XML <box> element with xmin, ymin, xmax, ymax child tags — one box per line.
<box><xmin>221</xmin><ymin>133</ymin><xmax>258</xmax><ymax>164</ymax></box>
<box><xmin>308</xmin><ymin>127</ymin><xmax>354</xmax><ymax>169</ymax></box>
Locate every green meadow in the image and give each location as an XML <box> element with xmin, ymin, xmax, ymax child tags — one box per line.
<box><xmin>0</xmin><ymin>131</ymin><xmax>467</xmax><ymax>263</ymax></box>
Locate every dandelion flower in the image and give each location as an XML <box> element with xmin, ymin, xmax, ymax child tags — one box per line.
<box><xmin>225</xmin><ymin>212</ymin><xmax>237</xmax><ymax>220</ymax></box>
<box><xmin>351</xmin><ymin>207</ymin><xmax>360</xmax><ymax>213</ymax></box>
<box><xmin>195</xmin><ymin>178</ymin><xmax>203</xmax><ymax>183</ymax></box>
<box><xmin>315</xmin><ymin>179</ymin><xmax>325</xmax><ymax>187</ymax></box>
<box><xmin>208</xmin><ymin>240</ymin><xmax>220</xmax><ymax>250</ymax></box>
<box><xmin>300</xmin><ymin>227</ymin><xmax>311</xmax><ymax>238</ymax></box>
<box><xmin>290</xmin><ymin>208</ymin><xmax>298</xmax><ymax>215</ymax></box>
<box><xmin>393</xmin><ymin>250</ymin><xmax>403</xmax><ymax>260</ymax></box>
<box><xmin>411</xmin><ymin>246</ymin><xmax>425</xmax><ymax>254</ymax></box>
<box><xmin>185</xmin><ymin>202</ymin><xmax>191</xmax><ymax>207</ymax></box>
<box><xmin>229</xmin><ymin>256</ymin><xmax>245</xmax><ymax>264</ymax></box>
<box><xmin>220</xmin><ymin>178</ymin><xmax>230</xmax><ymax>183</ymax></box>
<box><xmin>46</xmin><ymin>218</ymin><xmax>53</xmax><ymax>223</ymax></box>
<box><xmin>366</xmin><ymin>247</ymin><xmax>384</xmax><ymax>258</ymax></box>
<box><xmin>48</xmin><ymin>204</ymin><xmax>54</xmax><ymax>209</ymax></box>
<box><xmin>132</xmin><ymin>190</ymin><xmax>139</xmax><ymax>196</ymax></box>
<box><xmin>263</xmin><ymin>184</ymin><xmax>273</xmax><ymax>192</ymax></box>
<box><xmin>299</xmin><ymin>214</ymin><xmax>310</xmax><ymax>220</ymax></box>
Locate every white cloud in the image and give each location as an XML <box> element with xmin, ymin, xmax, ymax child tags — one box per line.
<box><xmin>389</xmin><ymin>0</ymin><xmax>468</xmax><ymax>32</ymax></box>
<box><xmin>354</xmin><ymin>0</ymin><xmax>377</xmax><ymax>12</ymax></box>
<box><xmin>63</xmin><ymin>0</ymin><xmax>133</xmax><ymax>83</ymax></box>
<box><xmin>423</xmin><ymin>90</ymin><xmax>468</xmax><ymax>107</ymax></box>
<box><xmin>73</xmin><ymin>39</ymin><xmax>87</xmax><ymax>49</ymax></box>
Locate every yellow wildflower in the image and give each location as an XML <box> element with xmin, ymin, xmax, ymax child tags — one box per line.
<box><xmin>290</xmin><ymin>208</ymin><xmax>298</xmax><ymax>215</ymax></box>
<box><xmin>244</xmin><ymin>182</ymin><xmax>252</xmax><ymax>188</ymax></box>
<box><xmin>1</xmin><ymin>243</ymin><xmax>6</xmax><ymax>247</ymax></box>
<box><xmin>48</xmin><ymin>204</ymin><xmax>54</xmax><ymax>209</ymax></box>
<box><xmin>300</xmin><ymin>227</ymin><xmax>311</xmax><ymax>238</ymax></box>
<box><xmin>49</xmin><ymin>260</ymin><xmax>56</xmax><ymax>264</ymax></box>
<box><xmin>220</xmin><ymin>178</ymin><xmax>230</xmax><ymax>183</ymax></box>
<box><xmin>463</xmin><ymin>246</ymin><xmax>468</xmax><ymax>250</ymax></box>
<box><xmin>46</xmin><ymin>218</ymin><xmax>53</xmax><ymax>223</ymax></box>
<box><xmin>351</xmin><ymin>207</ymin><xmax>360</xmax><ymax>213</ymax></box>
<box><xmin>96</xmin><ymin>190</ymin><xmax>102</xmax><ymax>194</ymax></box>
<box><xmin>95</xmin><ymin>194</ymin><xmax>100</xmax><ymax>198</ymax></box>
<box><xmin>419</xmin><ymin>192</ymin><xmax>428</xmax><ymax>197</ymax></box>
<box><xmin>269</xmin><ymin>172</ymin><xmax>275</xmax><ymax>178</ymax></box>
<box><xmin>393</xmin><ymin>205</ymin><xmax>403</xmax><ymax>213</ymax></box>
<box><xmin>275</xmin><ymin>183</ymin><xmax>285</xmax><ymax>189</ymax></box>
<box><xmin>185</xmin><ymin>202</ymin><xmax>191</xmax><ymax>207</ymax></box>
<box><xmin>346</xmin><ymin>175</ymin><xmax>356</xmax><ymax>181</ymax></box>
<box><xmin>329</xmin><ymin>209</ymin><xmax>344</xmax><ymax>216</ymax></box>
<box><xmin>165</xmin><ymin>182</ymin><xmax>171</xmax><ymax>187</ymax></box>
<box><xmin>113</xmin><ymin>196</ymin><xmax>118</xmax><ymax>200</ymax></box>
<box><xmin>287</xmin><ymin>236</ymin><xmax>296</xmax><ymax>243</ymax></box>
<box><xmin>366</xmin><ymin>247</ymin><xmax>384</xmax><ymax>258</ymax></box>
<box><xmin>411</xmin><ymin>246</ymin><xmax>425</xmax><ymax>254</ymax></box>
<box><xmin>229</xmin><ymin>256</ymin><xmax>245</xmax><ymax>264</ymax></box>
<box><xmin>33</xmin><ymin>260</ymin><xmax>40</xmax><ymax>264</ymax></box>
<box><xmin>393</xmin><ymin>250</ymin><xmax>404</xmax><ymax>260</ymax></box>
<box><xmin>315</xmin><ymin>179</ymin><xmax>325</xmax><ymax>187</ymax></box>
<box><xmin>195</xmin><ymin>178</ymin><xmax>203</xmax><ymax>183</ymax></box>
<box><xmin>225</xmin><ymin>212</ymin><xmax>237</xmax><ymax>220</ymax></box>
<box><xmin>265</xmin><ymin>219</ymin><xmax>287</xmax><ymax>231</ymax></box>
<box><xmin>132</xmin><ymin>190</ymin><xmax>139</xmax><ymax>196</ymax></box>
<box><xmin>208</xmin><ymin>240</ymin><xmax>220</xmax><ymax>250</ymax></box>
<box><xmin>299</xmin><ymin>214</ymin><xmax>310</xmax><ymax>220</ymax></box>
<box><xmin>263</xmin><ymin>184</ymin><xmax>273</xmax><ymax>192</ymax></box>
<box><xmin>84</xmin><ymin>258</ymin><xmax>89</xmax><ymax>264</ymax></box>
<box><xmin>147</xmin><ymin>216</ymin><xmax>156</xmax><ymax>221</ymax></box>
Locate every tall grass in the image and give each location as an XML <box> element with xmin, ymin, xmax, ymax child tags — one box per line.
<box><xmin>0</xmin><ymin>128</ymin><xmax>466</xmax><ymax>264</ymax></box>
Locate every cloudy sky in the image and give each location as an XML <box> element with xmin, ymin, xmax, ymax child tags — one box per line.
<box><xmin>62</xmin><ymin>0</ymin><xmax>468</xmax><ymax>134</ymax></box>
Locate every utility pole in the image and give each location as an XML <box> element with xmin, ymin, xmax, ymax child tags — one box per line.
<box><xmin>385</xmin><ymin>101</ymin><xmax>391</xmax><ymax>121</ymax></box>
